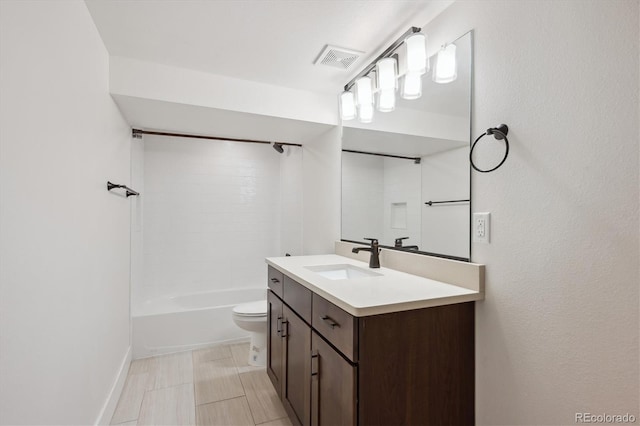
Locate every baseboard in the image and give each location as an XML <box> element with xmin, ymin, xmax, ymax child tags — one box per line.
<box><xmin>95</xmin><ymin>345</ymin><xmax>132</xmax><ymax>425</ymax></box>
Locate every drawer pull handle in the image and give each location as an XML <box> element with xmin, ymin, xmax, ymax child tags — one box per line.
<box><xmin>321</xmin><ymin>315</ymin><xmax>340</xmax><ymax>329</ymax></box>
<box><xmin>270</xmin><ymin>278</ymin><xmax>280</xmax><ymax>283</ymax></box>
<box><xmin>280</xmin><ymin>320</ymin><xmax>288</xmax><ymax>338</ymax></box>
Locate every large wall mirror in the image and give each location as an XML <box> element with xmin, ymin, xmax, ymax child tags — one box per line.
<box><xmin>341</xmin><ymin>31</ymin><xmax>472</xmax><ymax>261</ymax></box>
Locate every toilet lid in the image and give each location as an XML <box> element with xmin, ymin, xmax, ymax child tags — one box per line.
<box><xmin>233</xmin><ymin>300</ymin><xmax>267</xmax><ymax>316</ymax></box>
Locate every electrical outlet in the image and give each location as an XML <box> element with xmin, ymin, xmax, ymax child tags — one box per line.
<box><xmin>473</xmin><ymin>212</ymin><xmax>490</xmax><ymax>243</ymax></box>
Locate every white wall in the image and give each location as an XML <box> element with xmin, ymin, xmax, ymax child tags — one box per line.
<box><xmin>303</xmin><ymin>127</ymin><xmax>342</xmax><ymax>254</ymax></box>
<box><xmin>0</xmin><ymin>1</ymin><xmax>132</xmax><ymax>424</ymax></box>
<box><xmin>344</xmin><ymin>104</ymin><xmax>468</xmax><ymax>142</ymax></box>
<box><xmin>341</xmin><ymin>153</ymin><xmax>385</xmax><ymax>242</ymax></box>
<box><xmin>130</xmin><ymin>137</ymin><xmax>145</xmax><ymax>309</ymax></box>
<box><xmin>139</xmin><ymin>136</ymin><xmax>302</xmax><ymax>304</ymax></box>
<box><xmin>421</xmin><ymin>147</ymin><xmax>470</xmax><ymax>258</ymax></box>
<box><xmin>279</xmin><ymin>145</ymin><xmax>305</xmax><ymax>256</ymax></box>
<box><xmin>423</xmin><ymin>1</ymin><xmax>639</xmax><ymax>423</ymax></box>
<box><xmin>109</xmin><ymin>56</ymin><xmax>337</xmax><ymax>126</ymax></box>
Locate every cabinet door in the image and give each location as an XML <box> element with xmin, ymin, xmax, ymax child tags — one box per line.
<box><xmin>311</xmin><ymin>332</ymin><xmax>357</xmax><ymax>426</ymax></box>
<box><xmin>282</xmin><ymin>306</ymin><xmax>311</xmax><ymax>426</ymax></box>
<box><xmin>267</xmin><ymin>291</ymin><xmax>284</xmax><ymax>397</ymax></box>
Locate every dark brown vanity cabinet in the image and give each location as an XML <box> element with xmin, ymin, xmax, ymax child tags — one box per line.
<box><xmin>268</xmin><ymin>268</ymin><xmax>313</xmax><ymax>425</ymax></box>
<box><xmin>311</xmin><ymin>331</ymin><xmax>357</xmax><ymax>426</ymax></box>
<box><xmin>266</xmin><ymin>290</ymin><xmax>284</xmax><ymax>398</ymax></box>
<box><xmin>282</xmin><ymin>305</ymin><xmax>311</xmax><ymax>425</ymax></box>
<box><xmin>266</xmin><ymin>265</ymin><xmax>475</xmax><ymax>426</ymax></box>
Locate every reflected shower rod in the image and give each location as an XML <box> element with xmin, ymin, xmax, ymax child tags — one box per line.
<box><xmin>424</xmin><ymin>199</ymin><xmax>470</xmax><ymax>206</ymax></box>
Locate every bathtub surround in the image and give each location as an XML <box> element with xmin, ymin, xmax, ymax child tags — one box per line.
<box><xmin>133</xmin><ymin>288</ymin><xmax>266</xmax><ymax>358</ymax></box>
<box><xmin>131</xmin><ymin>135</ymin><xmax>301</xmax><ymax>357</ymax></box>
<box><xmin>139</xmin><ymin>135</ymin><xmax>302</xmax><ymax>303</ymax></box>
<box><xmin>0</xmin><ymin>1</ymin><xmax>132</xmax><ymax>425</ymax></box>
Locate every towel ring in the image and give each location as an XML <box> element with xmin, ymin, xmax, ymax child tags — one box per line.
<box><xmin>470</xmin><ymin>124</ymin><xmax>510</xmax><ymax>173</ymax></box>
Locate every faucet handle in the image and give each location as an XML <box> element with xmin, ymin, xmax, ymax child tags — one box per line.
<box><xmin>364</xmin><ymin>238</ymin><xmax>378</xmax><ymax>245</ymax></box>
<box><xmin>394</xmin><ymin>237</ymin><xmax>409</xmax><ymax>247</ymax></box>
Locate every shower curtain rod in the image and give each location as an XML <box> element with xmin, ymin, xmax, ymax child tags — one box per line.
<box><xmin>342</xmin><ymin>149</ymin><xmax>421</xmax><ymax>164</ymax></box>
<box><xmin>132</xmin><ymin>129</ymin><xmax>302</xmax><ymax>147</ymax></box>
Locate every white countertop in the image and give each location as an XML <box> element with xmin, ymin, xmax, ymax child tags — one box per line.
<box><xmin>266</xmin><ymin>254</ymin><xmax>483</xmax><ymax>317</ymax></box>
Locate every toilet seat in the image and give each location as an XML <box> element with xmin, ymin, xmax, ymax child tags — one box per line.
<box><xmin>232</xmin><ymin>300</ymin><xmax>267</xmax><ymax>317</ymax></box>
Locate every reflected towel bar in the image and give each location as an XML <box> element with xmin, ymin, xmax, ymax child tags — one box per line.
<box><xmin>107</xmin><ymin>181</ymin><xmax>139</xmax><ymax>197</ymax></box>
<box><xmin>425</xmin><ymin>199</ymin><xmax>469</xmax><ymax>206</ymax></box>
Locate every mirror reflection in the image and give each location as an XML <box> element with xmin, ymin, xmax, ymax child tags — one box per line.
<box><xmin>341</xmin><ymin>31</ymin><xmax>472</xmax><ymax>260</ymax></box>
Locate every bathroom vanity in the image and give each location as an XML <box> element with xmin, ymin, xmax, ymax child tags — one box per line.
<box><xmin>265</xmin><ymin>251</ymin><xmax>484</xmax><ymax>426</ymax></box>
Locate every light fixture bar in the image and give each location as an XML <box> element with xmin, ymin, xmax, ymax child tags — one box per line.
<box><xmin>343</xmin><ymin>26</ymin><xmax>421</xmax><ymax>92</ymax></box>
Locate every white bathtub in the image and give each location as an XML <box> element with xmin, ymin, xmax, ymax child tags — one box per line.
<box><xmin>132</xmin><ymin>288</ymin><xmax>266</xmax><ymax>359</ymax></box>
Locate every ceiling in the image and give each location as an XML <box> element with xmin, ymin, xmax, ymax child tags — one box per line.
<box><xmin>342</xmin><ymin>127</ymin><xmax>467</xmax><ymax>157</ymax></box>
<box><xmin>85</xmin><ymin>0</ymin><xmax>452</xmax><ymax>94</ymax></box>
<box><xmin>113</xmin><ymin>94</ymin><xmax>333</xmax><ymax>144</ymax></box>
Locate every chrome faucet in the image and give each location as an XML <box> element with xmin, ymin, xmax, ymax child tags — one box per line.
<box><xmin>352</xmin><ymin>238</ymin><xmax>381</xmax><ymax>269</ymax></box>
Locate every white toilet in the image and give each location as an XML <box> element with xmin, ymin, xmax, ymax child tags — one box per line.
<box><xmin>232</xmin><ymin>300</ymin><xmax>268</xmax><ymax>367</ymax></box>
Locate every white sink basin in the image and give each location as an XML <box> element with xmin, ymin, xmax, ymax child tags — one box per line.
<box><xmin>305</xmin><ymin>264</ymin><xmax>382</xmax><ymax>280</ymax></box>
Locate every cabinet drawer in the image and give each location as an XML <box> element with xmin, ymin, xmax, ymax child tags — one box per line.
<box><xmin>284</xmin><ymin>276</ymin><xmax>312</xmax><ymax>324</ymax></box>
<box><xmin>268</xmin><ymin>266</ymin><xmax>284</xmax><ymax>298</ymax></box>
<box><xmin>312</xmin><ymin>295</ymin><xmax>357</xmax><ymax>362</ymax></box>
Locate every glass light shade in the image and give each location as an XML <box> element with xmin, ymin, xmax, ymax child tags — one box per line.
<box><xmin>405</xmin><ymin>33</ymin><xmax>427</xmax><ymax>75</ymax></box>
<box><xmin>401</xmin><ymin>72</ymin><xmax>422</xmax><ymax>100</ymax></box>
<box><xmin>358</xmin><ymin>103</ymin><xmax>374</xmax><ymax>123</ymax></box>
<box><xmin>376</xmin><ymin>57</ymin><xmax>397</xmax><ymax>91</ymax></box>
<box><xmin>355</xmin><ymin>76</ymin><xmax>373</xmax><ymax>107</ymax></box>
<box><xmin>340</xmin><ymin>91</ymin><xmax>356</xmax><ymax>120</ymax></box>
<box><xmin>377</xmin><ymin>89</ymin><xmax>396</xmax><ymax>112</ymax></box>
<box><xmin>433</xmin><ymin>44</ymin><xmax>457</xmax><ymax>84</ymax></box>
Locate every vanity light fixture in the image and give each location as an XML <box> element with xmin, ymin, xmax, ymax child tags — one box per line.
<box><xmin>376</xmin><ymin>57</ymin><xmax>397</xmax><ymax>112</ymax></box>
<box><xmin>358</xmin><ymin>103</ymin><xmax>374</xmax><ymax>123</ymax></box>
<box><xmin>433</xmin><ymin>44</ymin><xmax>457</xmax><ymax>84</ymax></box>
<box><xmin>339</xmin><ymin>27</ymin><xmax>427</xmax><ymax>123</ymax></box>
<box><xmin>404</xmin><ymin>33</ymin><xmax>428</xmax><ymax>75</ymax></box>
<box><xmin>377</xmin><ymin>89</ymin><xmax>396</xmax><ymax>112</ymax></box>
<box><xmin>340</xmin><ymin>91</ymin><xmax>356</xmax><ymax>120</ymax></box>
<box><xmin>355</xmin><ymin>76</ymin><xmax>374</xmax><ymax>122</ymax></box>
<box><xmin>355</xmin><ymin>76</ymin><xmax>373</xmax><ymax>106</ymax></box>
<box><xmin>402</xmin><ymin>71</ymin><xmax>422</xmax><ymax>100</ymax></box>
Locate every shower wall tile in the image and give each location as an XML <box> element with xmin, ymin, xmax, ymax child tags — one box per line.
<box><xmin>139</xmin><ymin>136</ymin><xmax>302</xmax><ymax>302</ymax></box>
<box><xmin>382</xmin><ymin>157</ymin><xmax>421</xmax><ymax>247</ymax></box>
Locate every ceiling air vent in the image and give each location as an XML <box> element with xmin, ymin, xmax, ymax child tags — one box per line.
<box><xmin>315</xmin><ymin>45</ymin><xmax>364</xmax><ymax>70</ymax></box>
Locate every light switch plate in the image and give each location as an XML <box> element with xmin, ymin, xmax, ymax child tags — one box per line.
<box><xmin>473</xmin><ymin>212</ymin><xmax>490</xmax><ymax>243</ymax></box>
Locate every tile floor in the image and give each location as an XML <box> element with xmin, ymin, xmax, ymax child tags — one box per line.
<box><xmin>111</xmin><ymin>342</ymin><xmax>291</xmax><ymax>426</ymax></box>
